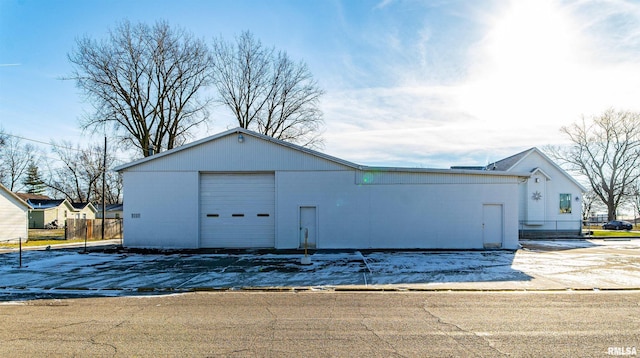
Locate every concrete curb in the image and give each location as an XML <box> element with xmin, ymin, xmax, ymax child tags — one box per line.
<box><xmin>3</xmin><ymin>285</ymin><xmax>640</xmax><ymax>298</ymax></box>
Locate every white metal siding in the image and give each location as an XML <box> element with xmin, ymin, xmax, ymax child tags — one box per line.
<box><xmin>122</xmin><ymin>171</ymin><xmax>200</xmax><ymax>249</ymax></box>
<box><xmin>118</xmin><ymin>130</ymin><xmax>528</xmax><ymax>250</ymax></box>
<box><xmin>0</xmin><ymin>193</ymin><xmax>28</xmax><ymax>242</ymax></box>
<box><xmin>355</xmin><ymin>170</ymin><xmax>522</xmax><ymax>185</ymax></box>
<box><xmin>276</xmin><ymin>171</ymin><xmax>521</xmax><ymax>250</ymax></box>
<box><xmin>526</xmin><ymin>175</ymin><xmax>546</xmax><ymax>223</ymax></box>
<box><xmin>128</xmin><ymin>134</ymin><xmax>351</xmax><ymax>172</ymax></box>
<box><xmin>200</xmin><ymin>173</ymin><xmax>275</xmax><ymax>248</ymax></box>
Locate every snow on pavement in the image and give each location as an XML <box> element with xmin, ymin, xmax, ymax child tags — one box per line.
<box><xmin>0</xmin><ymin>239</ymin><xmax>638</xmax><ymax>300</ymax></box>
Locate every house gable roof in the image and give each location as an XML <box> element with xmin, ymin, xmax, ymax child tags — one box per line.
<box><xmin>72</xmin><ymin>202</ymin><xmax>97</xmax><ymax>213</ymax></box>
<box><xmin>94</xmin><ymin>203</ymin><xmax>124</xmax><ymax>212</ymax></box>
<box><xmin>0</xmin><ymin>184</ymin><xmax>32</xmax><ymax>210</ymax></box>
<box><xmin>530</xmin><ymin>167</ymin><xmax>552</xmax><ymax>180</ymax></box>
<box><xmin>27</xmin><ymin>198</ymin><xmax>74</xmax><ymax>211</ymax></box>
<box><xmin>114</xmin><ymin>127</ymin><xmax>360</xmax><ymax>172</ymax></box>
<box><xmin>488</xmin><ymin>147</ymin><xmax>587</xmax><ymax>192</ymax></box>
<box><xmin>15</xmin><ymin>192</ymin><xmax>51</xmax><ymax>201</ymax></box>
<box><xmin>486</xmin><ymin>148</ymin><xmax>532</xmax><ymax>171</ymax></box>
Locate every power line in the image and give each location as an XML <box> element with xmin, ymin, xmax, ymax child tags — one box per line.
<box><xmin>1</xmin><ymin>132</ymin><xmax>133</xmax><ymax>164</ymax></box>
<box><xmin>2</xmin><ymin>133</ymin><xmax>83</xmax><ymax>152</ymax></box>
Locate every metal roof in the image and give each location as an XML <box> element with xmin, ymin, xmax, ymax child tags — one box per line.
<box><xmin>114</xmin><ymin>127</ymin><xmax>360</xmax><ymax>172</ymax></box>
<box><xmin>27</xmin><ymin>199</ymin><xmax>67</xmax><ymax>210</ymax></box>
<box><xmin>486</xmin><ymin>148</ymin><xmax>535</xmax><ymax>171</ymax></box>
<box><xmin>114</xmin><ymin>128</ymin><xmax>531</xmax><ymax>178</ymax></box>
<box><xmin>71</xmin><ymin>202</ymin><xmax>98</xmax><ymax>212</ymax></box>
<box><xmin>14</xmin><ymin>192</ymin><xmax>51</xmax><ymax>201</ymax></box>
<box><xmin>487</xmin><ymin>147</ymin><xmax>587</xmax><ymax>192</ymax></box>
<box><xmin>95</xmin><ymin>203</ymin><xmax>123</xmax><ymax>212</ymax></box>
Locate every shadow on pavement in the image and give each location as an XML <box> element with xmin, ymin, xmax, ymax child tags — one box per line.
<box><xmin>0</xmin><ymin>246</ymin><xmax>531</xmax><ymax>301</ymax></box>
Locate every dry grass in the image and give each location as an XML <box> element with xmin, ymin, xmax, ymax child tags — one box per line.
<box><xmin>28</xmin><ymin>229</ymin><xmax>66</xmax><ymax>241</ymax></box>
<box><xmin>584</xmin><ymin>223</ymin><xmax>639</xmax><ymax>236</ymax></box>
<box><xmin>18</xmin><ymin>238</ymin><xmax>91</xmax><ymax>247</ymax></box>
<box><xmin>587</xmin><ymin>230</ymin><xmax>639</xmax><ymax>238</ymax></box>
<box><xmin>1</xmin><ymin>229</ymin><xmax>109</xmax><ymax>248</ymax></box>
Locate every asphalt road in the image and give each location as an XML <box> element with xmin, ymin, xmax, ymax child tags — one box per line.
<box><xmin>1</xmin><ymin>291</ymin><xmax>638</xmax><ymax>357</ymax></box>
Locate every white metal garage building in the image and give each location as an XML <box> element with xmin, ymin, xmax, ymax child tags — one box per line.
<box><xmin>115</xmin><ymin>128</ymin><xmax>531</xmax><ymax>250</ymax></box>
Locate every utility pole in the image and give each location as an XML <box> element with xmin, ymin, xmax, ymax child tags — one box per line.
<box><xmin>102</xmin><ymin>136</ymin><xmax>106</xmax><ymax>240</ymax></box>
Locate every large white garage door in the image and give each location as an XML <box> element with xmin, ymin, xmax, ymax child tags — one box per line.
<box><xmin>200</xmin><ymin>173</ymin><xmax>275</xmax><ymax>248</ymax></box>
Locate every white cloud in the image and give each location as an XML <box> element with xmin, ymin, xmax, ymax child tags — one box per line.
<box><xmin>321</xmin><ymin>0</ymin><xmax>640</xmax><ymax>168</ymax></box>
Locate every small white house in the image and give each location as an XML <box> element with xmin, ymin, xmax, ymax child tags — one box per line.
<box><xmin>26</xmin><ymin>199</ymin><xmax>75</xmax><ymax>229</ymax></box>
<box><xmin>0</xmin><ymin>184</ymin><xmax>32</xmax><ymax>243</ymax></box>
<box><xmin>95</xmin><ymin>204</ymin><xmax>124</xmax><ymax>219</ymax></box>
<box><xmin>115</xmin><ymin>128</ymin><xmax>534</xmax><ymax>250</ymax></box>
<box><xmin>71</xmin><ymin>202</ymin><xmax>98</xmax><ymax>220</ymax></box>
<box><xmin>486</xmin><ymin>148</ymin><xmax>586</xmax><ymax>238</ymax></box>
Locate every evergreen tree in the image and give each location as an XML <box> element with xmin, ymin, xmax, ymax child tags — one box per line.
<box><xmin>23</xmin><ymin>163</ymin><xmax>46</xmax><ymax>195</ymax></box>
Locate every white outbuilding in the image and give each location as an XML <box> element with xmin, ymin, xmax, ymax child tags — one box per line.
<box><xmin>0</xmin><ymin>184</ymin><xmax>32</xmax><ymax>243</ymax></box>
<box><xmin>486</xmin><ymin>147</ymin><xmax>586</xmax><ymax>238</ymax></box>
<box><xmin>115</xmin><ymin>128</ymin><xmax>537</xmax><ymax>250</ymax></box>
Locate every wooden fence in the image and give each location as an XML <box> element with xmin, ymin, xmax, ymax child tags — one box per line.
<box><xmin>65</xmin><ymin>219</ymin><xmax>123</xmax><ymax>240</ymax></box>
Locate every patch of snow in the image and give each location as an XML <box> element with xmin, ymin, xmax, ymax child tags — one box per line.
<box><xmin>0</xmin><ymin>239</ymin><xmax>638</xmax><ymax>300</ymax></box>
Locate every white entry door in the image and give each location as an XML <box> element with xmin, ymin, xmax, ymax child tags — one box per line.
<box><xmin>299</xmin><ymin>206</ymin><xmax>317</xmax><ymax>249</ymax></box>
<box><xmin>482</xmin><ymin>204</ymin><xmax>503</xmax><ymax>248</ymax></box>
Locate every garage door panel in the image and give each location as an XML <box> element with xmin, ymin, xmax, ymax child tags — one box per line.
<box><xmin>200</xmin><ymin>173</ymin><xmax>275</xmax><ymax>248</ymax></box>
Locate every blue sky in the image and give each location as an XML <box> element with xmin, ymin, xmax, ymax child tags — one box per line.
<box><xmin>2</xmin><ymin>0</ymin><xmax>640</xmax><ymax>168</ymax></box>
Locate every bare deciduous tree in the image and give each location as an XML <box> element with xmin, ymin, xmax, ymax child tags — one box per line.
<box><xmin>45</xmin><ymin>141</ymin><xmax>122</xmax><ymax>204</ymax></box>
<box><xmin>0</xmin><ymin>133</ymin><xmax>38</xmax><ymax>192</ymax></box>
<box><xmin>101</xmin><ymin>170</ymin><xmax>123</xmax><ymax>205</ymax></box>
<box><xmin>549</xmin><ymin>109</ymin><xmax>640</xmax><ymax>221</ymax></box>
<box><xmin>68</xmin><ymin>20</ymin><xmax>213</xmax><ymax>157</ymax></box>
<box><xmin>581</xmin><ymin>190</ymin><xmax>601</xmax><ymax>222</ymax></box>
<box><xmin>632</xmin><ymin>179</ymin><xmax>640</xmax><ymax>224</ymax></box>
<box><xmin>212</xmin><ymin>31</ymin><xmax>324</xmax><ymax>148</ymax></box>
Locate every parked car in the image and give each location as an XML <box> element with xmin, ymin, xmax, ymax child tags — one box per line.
<box><xmin>602</xmin><ymin>220</ymin><xmax>633</xmax><ymax>230</ymax></box>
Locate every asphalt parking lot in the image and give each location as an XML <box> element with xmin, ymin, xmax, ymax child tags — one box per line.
<box><xmin>0</xmin><ymin>238</ymin><xmax>639</xmax><ymax>300</ymax></box>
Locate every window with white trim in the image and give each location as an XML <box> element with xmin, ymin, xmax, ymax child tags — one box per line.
<box><xmin>559</xmin><ymin>194</ymin><xmax>572</xmax><ymax>214</ymax></box>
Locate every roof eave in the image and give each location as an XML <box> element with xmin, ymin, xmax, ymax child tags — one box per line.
<box><xmin>528</xmin><ymin>148</ymin><xmax>588</xmax><ymax>192</ymax></box>
<box><xmin>360</xmin><ymin>166</ymin><xmax>531</xmax><ymax>177</ymax></box>
<box><xmin>114</xmin><ymin>127</ymin><xmax>361</xmax><ymax>172</ymax></box>
<box><xmin>0</xmin><ymin>186</ymin><xmax>33</xmax><ymax>210</ymax></box>
<box><xmin>496</xmin><ymin>147</ymin><xmax>588</xmax><ymax>192</ymax></box>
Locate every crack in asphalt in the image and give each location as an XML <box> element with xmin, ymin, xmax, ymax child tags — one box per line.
<box><xmin>84</xmin><ymin>306</ymin><xmax>147</xmax><ymax>357</ymax></box>
<box><xmin>421</xmin><ymin>304</ymin><xmax>508</xmax><ymax>357</ymax></box>
<box><xmin>88</xmin><ymin>338</ymin><xmax>118</xmax><ymax>356</ymax></box>
<box><xmin>357</xmin><ymin>307</ymin><xmax>409</xmax><ymax>358</ymax></box>
<box><xmin>36</xmin><ymin>319</ymin><xmax>97</xmax><ymax>335</ymax></box>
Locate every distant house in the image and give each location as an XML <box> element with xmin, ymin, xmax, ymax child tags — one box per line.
<box><xmin>26</xmin><ymin>199</ymin><xmax>75</xmax><ymax>229</ymax></box>
<box><xmin>15</xmin><ymin>193</ymin><xmax>51</xmax><ymax>202</ymax></box>
<box><xmin>95</xmin><ymin>204</ymin><xmax>124</xmax><ymax>219</ymax></box>
<box><xmin>71</xmin><ymin>202</ymin><xmax>97</xmax><ymax>220</ymax></box>
<box><xmin>0</xmin><ymin>184</ymin><xmax>32</xmax><ymax>243</ymax></box>
<box><xmin>487</xmin><ymin>148</ymin><xmax>586</xmax><ymax>238</ymax></box>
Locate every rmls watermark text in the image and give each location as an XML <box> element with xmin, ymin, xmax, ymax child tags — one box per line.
<box><xmin>608</xmin><ymin>347</ymin><xmax>637</xmax><ymax>356</ymax></box>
